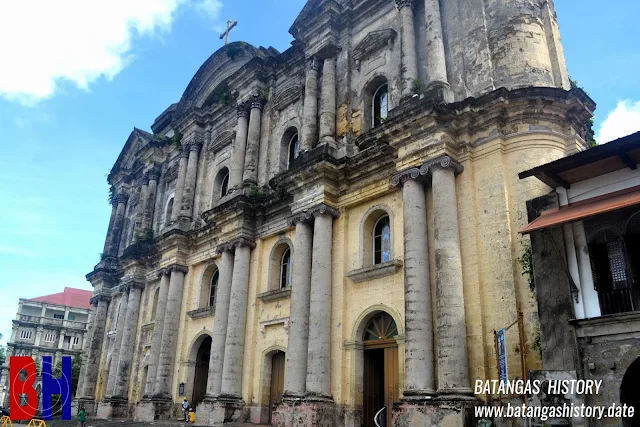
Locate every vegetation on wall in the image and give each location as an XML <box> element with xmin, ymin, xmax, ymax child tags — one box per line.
<box><xmin>171</xmin><ymin>131</ymin><xmax>183</xmax><ymax>149</ymax></box>
<box><xmin>570</xmin><ymin>77</ymin><xmax>597</xmax><ymax>147</ymax></box>
<box><xmin>108</xmin><ymin>185</ymin><xmax>116</xmax><ymax>204</ymax></box>
<box><xmin>411</xmin><ymin>78</ymin><xmax>426</xmax><ymax>95</ymax></box>
<box><xmin>518</xmin><ymin>243</ymin><xmax>535</xmax><ymax>293</ymax></box>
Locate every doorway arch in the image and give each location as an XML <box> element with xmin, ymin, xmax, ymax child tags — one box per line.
<box><xmin>349</xmin><ymin>306</ymin><xmax>404</xmax><ymax>427</ymax></box>
<box><xmin>185</xmin><ymin>333</ymin><xmax>212</xmax><ymax>407</ymax></box>
<box><xmin>258</xmin><ymin>346</ymin><xmax>286</xmax><ymax>424</ymax></box>
<box><xmin>621</xmin><ymin>357</ymin><xmax>640</xmax><ymax>427</ymax></box>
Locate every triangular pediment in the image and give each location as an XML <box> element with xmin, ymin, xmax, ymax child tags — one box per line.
<box><xmin>352</xmin><ymin>29</ymin><xmax>397</xmax><ymax>62</ymax></box>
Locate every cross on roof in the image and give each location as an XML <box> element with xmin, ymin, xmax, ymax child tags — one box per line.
<box><xmin>220</xmin><ymin>20</ymin><xmax>238</xmax><ymax>46</ymax></box>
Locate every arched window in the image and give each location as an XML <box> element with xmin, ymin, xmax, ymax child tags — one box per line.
<box><xmin>280</xmin><ymin>248</ymin><xmax>292</xmax><ymax>289</ymax></box>
<box><xmin>372</xmin><ymin>84</ymin><xmax>388</xmax><ymax>128</ymax></box>
<box><xmin>164</xmin><ymin>197</ymin><xmax>174</xmax><ymax>227</ymax></box>
<box><xmin>589</xmin><ymin>228</ymin><xmax>633</xmax><ymax>315</ymax></box>
<box><xmin>209</xmin><ymin>270</ymin><xmax>219</xmax><ymax>307</ymax></box>
<box><xmin>269</xmin><ymin>241</ymin><xmax>293</xmax><ymax>291</ymax></box>
<box><xmin>373</xmin><ymin>215</ymin><xmax>391</xmax><ymax>265</ymax></box>
<box><xmin>214</xmin><ymin>167</ymin><xmax>231</xmax><ymax>203</ymax></box>
<box><xmin>220</xmin><ymin>172</ymin><xmax>230</xmax><ymax>198</ymax></box>
<box><xmin>363</xmin><ymin>312</ymin><xmax>398</xmax><ymax>341</ymax></box>
<box><xmin>288</xmin><ymin>133</ymin><xmax>300</xmax><ymax>168</ymax></box>
<box><xmin>151</xmin><ymin>288</ymin><xmax>159</xmax><ymax>321</ymax></box>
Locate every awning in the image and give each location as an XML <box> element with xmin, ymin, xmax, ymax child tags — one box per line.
<box><xmin>520</xmin><ymin>187</ymin><xmax>640</xmax><ymax>234</ymax></box>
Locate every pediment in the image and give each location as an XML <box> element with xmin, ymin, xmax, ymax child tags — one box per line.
<box><xmin>352</xmin><ymin>29</ymin><xmax>397</xmax><ymax>62</ymax></box>
<box><xmin>272</xmin><ymin>81</ymin><xmax>304</xmax><ymax>111</ymax></box>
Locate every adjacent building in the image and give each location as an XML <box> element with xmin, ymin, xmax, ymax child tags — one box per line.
<box><xmin>0</xmin><ymin>287</ymin><xmax>92</xmax><ymax>407</ymax></box>
<box><xmin>520</xmin><ymin>131</ymin><xmax>640</xmax><ymax>427</ymax></box>
<box><xmin>77</xmin><ymin>0</ymin><xmax>595</xmax><ymax>426</ymax></box>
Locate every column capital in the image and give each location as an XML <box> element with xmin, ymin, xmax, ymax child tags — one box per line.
<box><xmin>390</xmin><ymin>167</ymin><xmax>421</xmax><ymax>188</ymax></box>
<box><xmin>146</xmin><ymin>167</ymin><xmax>161</xmax><ymax>182</ymax></box>
<box><xmin>157</xmin><ymin>268</ymin><xmax>169</xmax><ymax>278</ymax></box>
<box><xmin>114</xmin><ymin>193</ymin><xmax>129</xmax><ymax>205</ymax></box>
<box><xmin>237</xmin><ymin>102</ymin><xmax>250</xmax><ymax>118</ymax></box>
<box><xmin>306</xmin><ymin>56</ymin><xmax>321</xmax><ymax>72</ymax></box>
<box><xmin>90</xmin><ymin>294</ymin><xmax>111</xmax><ymax>306</ymax></box>
<box><xmin>290</xmin><ymin>203</ymin><xmax>340</xmax><ymax>225</ymax></box>
<box><xmin>419</xmin><ymin>155</ymin><xmax>464</xmax><ymax>176</ymax></box>
<box><xmin>232</xmin><ymin>237</ymin><xmax>256</xmax><ymax>249</ymax></box>
<box><xmin>395</xmin><ymin>0</ymin><xmax>414</xmax><ymax>9</ymax></box>
<box><xmin>180</xmin><ymin>145</ymin><xmax>191</xmax><ymax>158</ymax></box>
<box><xmin>250</xmin><ymin>94</ymin><xmax>266</xmax><ymax>111</ymax></box>
<box><xmin>188</xmin><ymin>140</ymin><xmax>203</xmax><ymax>153</ymax></box>
<box><xmin>122</xmin><ymin>281</ymin><xmax>145</xmax><ymax>292</ymax></box>
<box><xmin>166</xmin><ymin>263</ymin><xmax>189</xmax><ymax>275</ymax></box>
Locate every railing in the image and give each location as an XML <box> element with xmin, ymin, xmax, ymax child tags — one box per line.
<box><xmin>17</xmin><ymin>315</ymin><xmax>87</xmax><ymax>329</ymax></box>
<box><xmin>599</xmin><ymin>287</ymin><xmax>640</xmax><ymax>316</ymax></box>
<box><xmin>374</xmin><ymin>407</ymin><xmax>386</xmax><ymax>427</ymax></box>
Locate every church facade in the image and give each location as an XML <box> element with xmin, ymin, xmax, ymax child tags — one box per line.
<box><xmin>78</xmin><ymin>0</ymin><xmax>595</xmax><ymax>426</ymax></box>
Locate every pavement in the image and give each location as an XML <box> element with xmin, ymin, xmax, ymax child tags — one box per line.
<box><xmin>18</xmin><ymin>420</ymin><xmax>270</xmax><ymax>427</ymax></box>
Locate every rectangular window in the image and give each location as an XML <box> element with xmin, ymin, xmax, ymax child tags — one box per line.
<box><xmin>43</xmin><ymin>333</ymin><xmax>56</xmax><ymax>342</ymax></box>
<box><xmin>53</xmin><ymin>314</ymin><xmax>64</xmax><ymax>319</ymax></box>
<box><xmin>68</xmin><ymin>314</ymin><xmax>75</xmax><ymax>321</ymax></box>
<box><xmin>19</xmin><ymin>330</ymin><xmax>32</xmax><ymax>340</ymax></box>
<box><xmin>72</xmin><ymin>336</ymin><xmax>80</xmax><ymax>345</ymax></box>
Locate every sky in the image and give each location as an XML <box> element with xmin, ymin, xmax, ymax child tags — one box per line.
<box><xmin>0</xmin><ymin>0</ymin><xmax>639</xmax><ymax>346</ymax></box>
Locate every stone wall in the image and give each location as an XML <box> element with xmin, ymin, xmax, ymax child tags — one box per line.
<box><xmin>527</xmin><ymin>193</ymin><xmax>581</xmax><ymax>373</ymax></box>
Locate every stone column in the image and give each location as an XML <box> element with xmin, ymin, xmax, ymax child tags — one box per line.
<box><xmin>170</xmin><ymin>148</ymin><xmax>189</xmax><ymax>222</ymax></box>
<box><xmin>391</xmin><ymin>170</ymin><xmax>436</xmax><ymax>397</ymax></box>
<box><xmin>429</xmin><ymin>156</ymin><xmax>472</xmax><ymax>396</ymax></box>
<box><xmin>301</xmin><ymin>57</ymin><xmax>320</xmax><ymax>152</ymax></box>
<box><xmin>34</xmin><ymin>327</ymin><xmax>43</xmax><ymax>346</ymax></box>
<box><xmin>396</xmin><ymin>0</ymin><xmax>419</xmax><ymax>97</ymax></box>
<box><xmin>205</xmin><ymin>249</ymin><xmax>235</xmax><ymax>397</ymax></box>
<box><xmin>145</xmin><ymin>270</ymin><xmax>170</xmax><ymax>396</ymax></box>
<box><xmin>306</xmin><ymin>206</ymin><xmax>339</xmax><ymax>399</ymax></box>
<box><xmin>220</xmin><ymin>239</ymin><xmax>254</xmax><ymax>398</ymax></box>
<box><xmin>57</xmin><ymin>330</ymin><xmax>66</xmax><ymax>349</ymax></box>
<box><xmin>242</xmin><ymin>95</ymin><xmax>265</xmax><ymax>185</ymax></box>
<box><xmin>106</xmin><ymin>290</ymin><xmax>129</xmax><ymax>397</ymax></box>
<box><xmin>284</xmin><ymin>216</ymin><xmax>313</xmax><ymax>397</ymax></box>
<box><xmin>80</xmin><ymin>295</ymin><xmax>110</xmax><ymax>399</ymax></box>
<box><xmin>105</xmin><ymin>194</ymin><xmax>128</xmax><ymax>257</ymax></box>
<box><xmin>319</xmin><ymin>57</ymin><xmax>336</xmax><ymax>147</ymax></box>
<box><xmin>230</xmin><ymin>104</ymin><xmax>250</xmax><ymax>189</ymax></box>
<box><xmin>154</xmin><ymin>264</ymin><xmax>188</xmax><ymax>397</ymax></box>
<box><xmin>115</xmin><ymin>283</ymin><xmax>143</xmax><ymax>398</ymax></box>
<box><xmin>179</xmin><ymin>139</ymin><xmax>203</xmax><ymax>220</ymax></box>
<box><xmin>133</xmin><ymin>179</ymin><xmax>149</xmax><ymax>239</ymax></box>
<box><xmin>423</xmin><ymin>0</ymin><xmax>452</xmax><ymax>102</ymax></box>
<box><xmin>141</xmin><ymin>169</ymin><xmax>160</xmax><ymax>232</ymax></box>
<box><xmin>102</xmin><ymin>202</ymin><xmax>118</xmax><ymax>255</ymax></box>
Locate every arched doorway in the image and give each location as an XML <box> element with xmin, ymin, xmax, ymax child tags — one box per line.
<box><xmin>269</xmin><ymin>351</ymin><xmax>286</xmax><ymax>423</ymax></box>
<box><xmin>192</xmin><ymin>336</ymin><xmax>212</xmax><ymax>407</ymax></box>
<box><xmin>362</xmin><ymin>312</ymin><xmax>399</xmax><ymax>427</ymax></box>
<box><xmin>621</xmin><ymin>357</ymin><xmax>640</xmax><ymax>427</ymax></box>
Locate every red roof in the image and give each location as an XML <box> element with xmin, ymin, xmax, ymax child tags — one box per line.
<box><xmin>29</xmin><ymin>287</ymin><xmax>93</xmax><ymax>309</ymax></box>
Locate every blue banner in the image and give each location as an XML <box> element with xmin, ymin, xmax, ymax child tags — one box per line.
<box><xmin>497</xmin><ymin>328</ymin><xmax>508</xmax><ymax>384</ymax></box>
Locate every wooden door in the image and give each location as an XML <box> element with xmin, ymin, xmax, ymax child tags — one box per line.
<box><xmin>363</xmin><ymin>349</ymin><xmax>385</xmax><ymax>426</ymax></box>
<box><xmin>269</xmin><ymin>351</ymin><xmax>286</xmax><ymax>423</ymax></box>
<box><xmin>384</xmin><ymin>347</ymin><xmax>399</xmax><ymax>427</ymax></box>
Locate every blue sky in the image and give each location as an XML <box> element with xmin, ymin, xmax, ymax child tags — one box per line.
<box><xmin>0</xmin><ymin>0</ymin><xmax>639</xmax><ymax>345</ymax></box>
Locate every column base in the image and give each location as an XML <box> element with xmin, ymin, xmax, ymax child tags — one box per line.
<box><xmin>195</xmin><ymin>396</ymin><xmax>217</xmax><ymax>426</ymax></box>
<box><xmin>211</xmin><ymin>395</ymin><xmax>247</xmax><ymax>426</ymax></box>
<box><xmin>96</xmin><ymin>396</ymin><xmax>131</xmax><ymax>419</ymax></box>
<box><xmin>134</xmin><ymin>396</ymin><xmax>176</xmax><ymax>421</ymax></box>
<box><xmin>402</xmin><ymin>389</ymin><xmax>437</xmax><ymax>402</ymax></box>
<box><xmin>392</xmin><ymin>398</ymin><xmax>478</xmax><ymax>427</ymax></box>
<box><xmin>76</xmin><ymin>397</ymin><xmax>97</xmax><ymax>417</ymax></box>
<box><xmin>272</xmin><ymin>397</ymin><xmax>342</xmax><ymax>427</ymax></box>
<box><xmin>437</xmin><ymin>387</ymin><xmax>476</xmax><ymax>401</ymax></box>
<box><xmin>424</xmin><ymin>80</ymin><xmax>454</xmax><ymax>104</ymax></box>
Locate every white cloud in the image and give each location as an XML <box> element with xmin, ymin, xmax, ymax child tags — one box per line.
<box><xmin>0</xmin><ymin>0</ymin><xmax>223</xmax><ymax>104</ymax></box>
<box><xmin>596</xmin><ymin>100</ymin><xmax>640</xmax><ymax>144</ymax></box>
<box><xmin>0</xmin><ymin>244</ymin><xmax>38</xmax><ymax>258</ymax></box>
